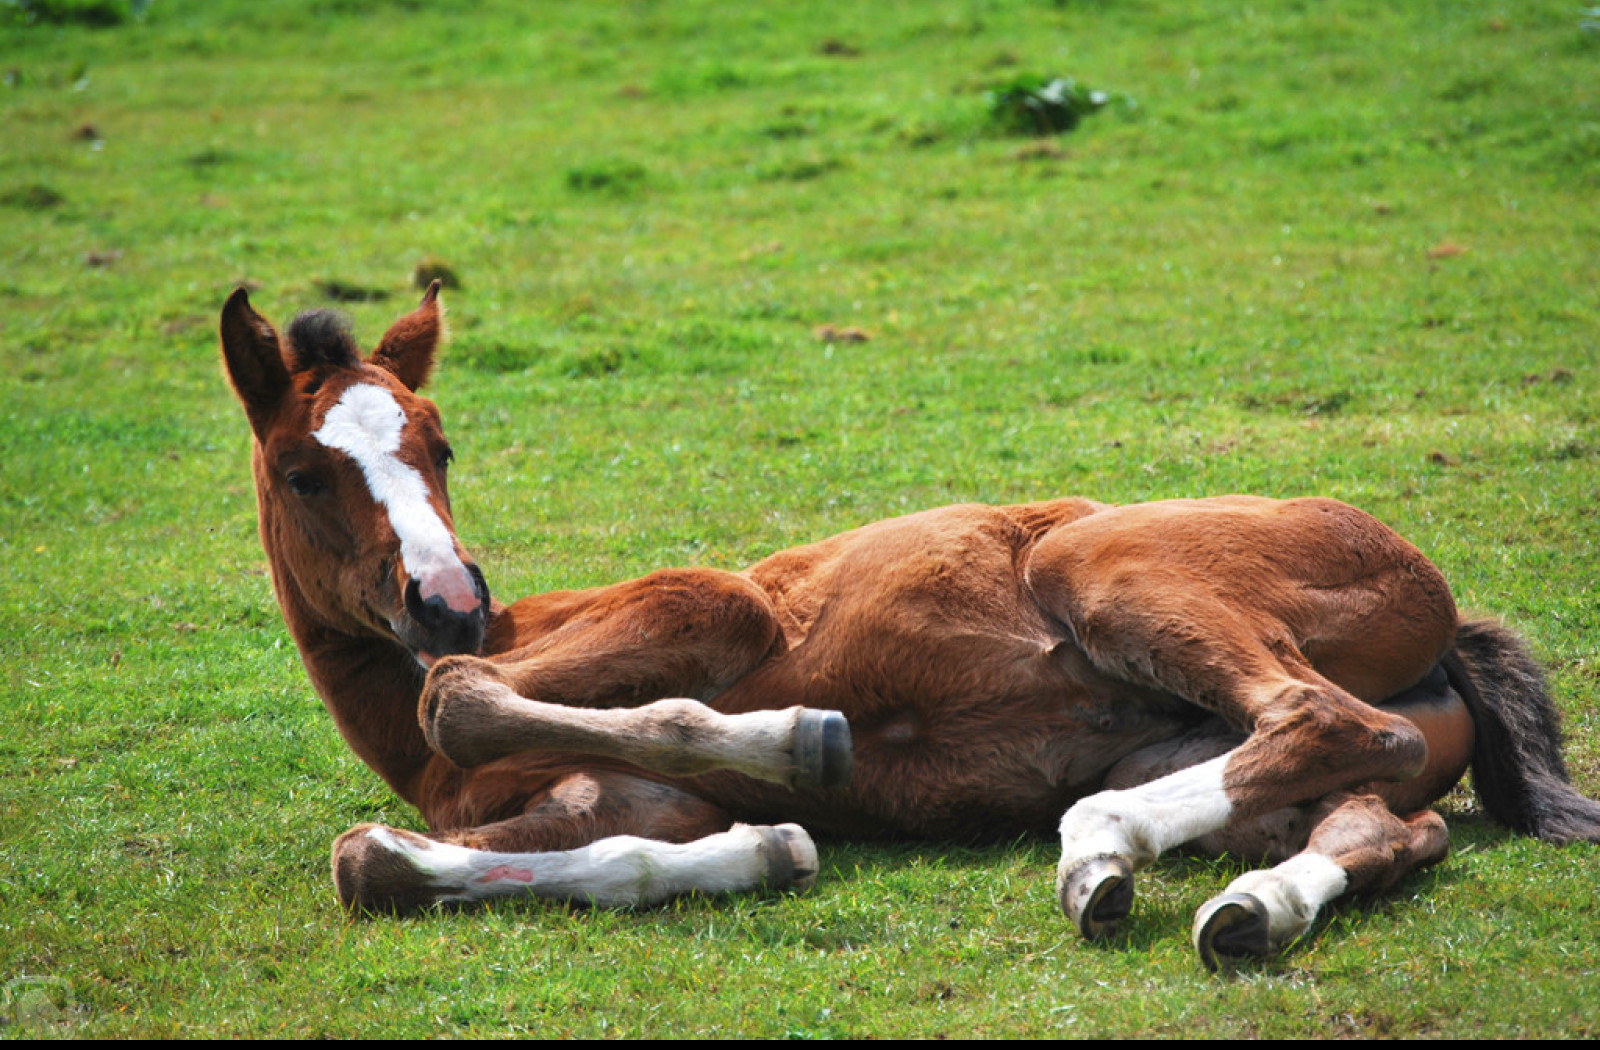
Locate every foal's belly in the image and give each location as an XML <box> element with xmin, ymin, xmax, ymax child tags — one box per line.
<box><xmin>703</xmin><ymin>503</ymin><xmax>1205</xmax><ymax>837</ymax></box>
<box><xmin>704</xmin><ymin>619</ymin><xmax>1204</xmax><ymax>839</ymax></box>
<box><xmin>696</xmin><ymin>684</ymin><xmax>1203</xmax><ymax>840</ymax></box>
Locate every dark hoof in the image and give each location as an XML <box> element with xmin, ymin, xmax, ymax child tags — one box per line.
<box><xmin>1058</xmin><ymin>855</ymin><xmax>1134</xmax><ymax>941</ymax></box>
<box><xmin>793</xmin><ymin>709</ymin><xmax>854</xmax><ymax>789</ymax></box>
<box><xmin>331</xmin><ymin>824</ymin><xmax>441</xmax><ymax>915</ymax></box>
<box><xmin>1193</xmin><ymin>892</ymin><xmax>1272</xmax><ymax>973</ymax></box>
<box><xmin>757</xmin><ymin>824</ymin><xmax>819</xmax><ymax>893</ymax></box>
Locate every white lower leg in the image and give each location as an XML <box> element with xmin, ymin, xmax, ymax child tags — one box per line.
<box><xmin>590</xmin><ymin>701</ymin><xmax>850</xmax><ymax>788</ymax></box>
<box><xmin>1221</xmin><ymin>852</ymin><xmax>1349</xmax><ymax>949</ymax></box>
<box><xmin>429</xmin><ymin>683</ymin><xmax>850</xmax><ymax>787</ymax></box>
<box><xmin>634</xmin><ymin>702</ymin><xmax>816</xmax><ymax>782</ymax></box>
<box><xmin>363</xmin><ymin>823</ymin><xmax>814</xmax><ymax>907</ymax></box>
<box><xmin>1058</xmin><ymin>752</ymin><xmax>1236</xmax><ymax>873</ymax></box>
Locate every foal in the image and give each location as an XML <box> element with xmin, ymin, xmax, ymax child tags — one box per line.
<box><xmin>221</xmin><ymin>285</ymin><xmax>1600</xmax><ymax>969</ymax></box>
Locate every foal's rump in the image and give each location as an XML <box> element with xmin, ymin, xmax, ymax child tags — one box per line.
<box><xmin>1022</xmin><ymin>495</ymin><xmax>1461</xmax><ymax>708</ymax></box>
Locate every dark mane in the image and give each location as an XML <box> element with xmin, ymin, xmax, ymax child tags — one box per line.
<box><xmin>286</xmin><ymin>309</ymin><xmax>360</xmax><ymax>371</ymax></box>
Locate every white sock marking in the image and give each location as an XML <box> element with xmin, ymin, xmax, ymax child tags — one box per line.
<box><xmin>365</xmin><ymin>824</ymin><xmax>799</xmax><ymax>907</ymax></box>
<box><xmin>1222</xmin><ymin>852</ymin><xmax>1349</xmax><ymax>947</ymax></box>
<box><xmin>1058</xmin><ymin>752</ymin><xmax>1235</xmax><ymax>871</ymax></box>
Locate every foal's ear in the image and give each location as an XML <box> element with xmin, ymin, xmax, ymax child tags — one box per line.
<box><xmin>220</xmin><ymin>287</ymin><xmax>291</xmax><ymax>439</ymax></box>
<box><xmin>370</xmin><ymin>280</ymin><xmax>446</xmax><ymax>392</ymax></box>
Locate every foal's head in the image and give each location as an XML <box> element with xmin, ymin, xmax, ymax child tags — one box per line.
<box><xmin>221</xmin><ymin>283</ymin><xmax>489</xmax><ymax>667</ymax></box>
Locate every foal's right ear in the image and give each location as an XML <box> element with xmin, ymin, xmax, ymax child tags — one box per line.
<box><xmin>220</xmin><ymin>287</ymin><xmax>291</xmax><ymax>439</ymax></box>
<box><xmin>369</xmin><ymin>280</ymin><xmax>446</xmax><ymax>392</ymax></box>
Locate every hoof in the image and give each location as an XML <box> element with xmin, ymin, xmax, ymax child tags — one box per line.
<box><xmin>1058</xmin><ymin>855</ymin><xmax>1134</xmax><ymax>941</ymax></box>
<box><xmin>418</xmin><ymin>659</ymin><xmax>514</xmax><ymax>769</ymax></box>
<box><xmin>418</xmin><ymin>671</ymin><xmax>480</xmax><ymax>768</ymax></box>
<box><xmin>331</xmin><ymin>824</ymin><xmax>440</xmax><ymax>915</ymax></box>
<box><xmin>757</xmin><ymin>823</ymin><xmax>819</xmax><ymax>893</ymax></box>
<box><xmin>1192</xmin><ymin>892</ymin><xmax>1272</xmax><ymax>973</ymax></box>
<box><xmin>420</xmin><ymin>718</ymin><xmax>457</xmax><ymax>766</ymax></box>
<box><xmin>792</xmin><ymin>709</ymin><xmax>854</xmax><ymax>789</ymax></box>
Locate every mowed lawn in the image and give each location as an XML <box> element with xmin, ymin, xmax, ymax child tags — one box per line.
<box><xmin>1</xmin><ymin>0</ymin><xmax>1598</xmax><ymax>1037</ymax></box>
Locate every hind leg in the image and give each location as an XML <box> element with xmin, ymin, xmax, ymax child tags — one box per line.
<box><xmin>1062</xmin><ymin>672</ymin><xmax>1472</xmax><ymax>953</ymax></box>
<box><xmin>1028</xmin><ymin>501</ymin><xmax>1456</xmax><ymax>940</ymax></box>
<box><xmin>1192</xmin><ymin>793</ymin><xmax>1450</xmax><ymax>971</ymax></box>
<box><xmin>332</xmin><ymin>769</ymin><xmax>817</xmax><ymax>913</ymax></box>
<box><xmin>1053</xmin><ymin>664</ymin><xmax>1434</xmax><ymax>939</ymax></box>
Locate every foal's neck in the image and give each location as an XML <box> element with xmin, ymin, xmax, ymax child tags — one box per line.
<box><xmin>267</xmin><ymin>552</ymin><xmax>519</xmax><ymax>811</ymax></box>
<box><xmin>291</xmin><ymin>621</ymin><xmax>436</xmax><ymax>803</ymax></box>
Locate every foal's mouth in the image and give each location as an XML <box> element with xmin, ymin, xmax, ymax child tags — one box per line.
<box><xmin>389</xmin><ymin>563</ymin><xmax>492</xmax><ymax>668</ymax></box>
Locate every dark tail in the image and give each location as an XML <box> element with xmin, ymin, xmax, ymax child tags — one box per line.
<box><xmin>1444</xmin><ymin>618</ymin><xmax>1600</xmax><ymax>843</ymax></box>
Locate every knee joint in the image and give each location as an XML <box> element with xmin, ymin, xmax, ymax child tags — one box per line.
<box><xmin>1373</xmin><ymin>712</ymin><xmax>1429</xmax><ymax>781</ymax></box>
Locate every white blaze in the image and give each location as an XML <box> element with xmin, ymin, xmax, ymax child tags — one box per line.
<box><xmin>312</xmin><ymin>384</ymin><xmax>469</xmax><ymax>605</ymax></box>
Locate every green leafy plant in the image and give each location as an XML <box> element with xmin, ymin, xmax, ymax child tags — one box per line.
<box><xmin>986</xmin><ymin>74</ymin><xmax>1111</xmax><ymax>136</ymax></box>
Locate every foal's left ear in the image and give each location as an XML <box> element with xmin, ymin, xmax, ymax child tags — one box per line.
<box><xmin>369</xmin><ymin>280</ymin><xmax>446</xmax><ymax>392</ymax></box>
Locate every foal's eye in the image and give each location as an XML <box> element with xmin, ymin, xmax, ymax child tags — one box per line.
<box><xmin>286</xmin><ymin>471</ymin><xmax>323</xmax><ymax>496</ymax></box>
<box><xmin>436</xmin><ymin>446</ymin><xmax>455</xmax><ymax>472</ymax></box>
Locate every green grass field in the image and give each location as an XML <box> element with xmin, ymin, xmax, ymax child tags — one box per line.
<box><xmin>2</xmin><ymin>0</ymin><xmax>1598</xmax><ymax>1036</ymax></box>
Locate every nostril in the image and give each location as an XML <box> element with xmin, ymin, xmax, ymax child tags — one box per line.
<box><xmin>403</xmin><ymin>576</ymin><xmax>430</xmax><ymax>624</ymax></box>
<box><xmin>405</xmin><ymin>576</ymin><xmax>455</xmax><ymax>629</ymax></box>
<box><xmin>467</xmin><ymin>563</ymin><xmax>491</xmax><ymax>612</ymax></box>
<box><xmin>403</xmin><ymin>579</ymin><xmax>448</xmax><ymax>627</ymax></box>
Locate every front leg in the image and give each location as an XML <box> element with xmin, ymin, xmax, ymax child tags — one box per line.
<box><xmin>333</xmin><ymin>768</ymin><xmax>820</xmax><ymax>913</ymax></box>
<box><xmin>422</xmin><ymin>656</ymin><xmax>853</xmax><ymax>789</ymax></box>
<box><xmin>334</xmin><ymin>821</ymin><xmax>818</xmax><ymax>913</ymax></box>
<box><xmin>422</xmin><ymin>567</ymin><xmax>852</xmax><ymax>788</ymax></box>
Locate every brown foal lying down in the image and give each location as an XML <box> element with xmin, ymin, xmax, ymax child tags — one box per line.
<box><xmin>221</xmin><ymin>286</ymin><xmax>1600</xmax><ymax>969</ymax></box>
